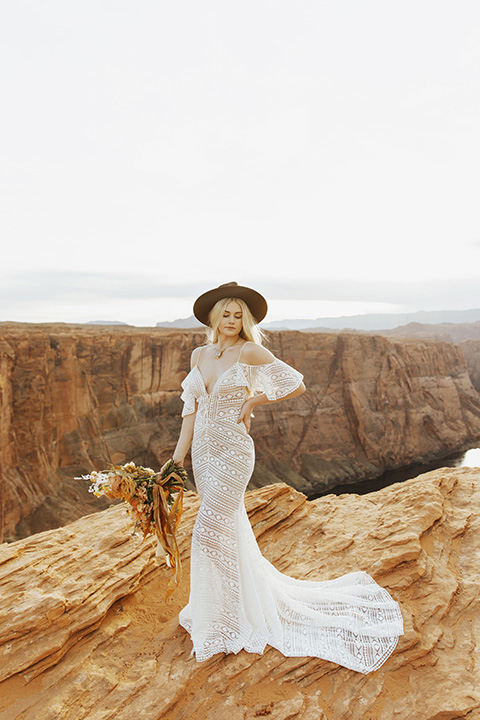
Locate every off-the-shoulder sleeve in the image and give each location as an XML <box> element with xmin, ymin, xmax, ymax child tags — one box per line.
<box><xmin>252</xmin><ymin>359</ymin><xmax>304</xmax><ymax>401</ymax></box>
<box><xmin>180</xmin><ymin>373</ymin><xmax>197</xmax><ymax>417</ymax></box>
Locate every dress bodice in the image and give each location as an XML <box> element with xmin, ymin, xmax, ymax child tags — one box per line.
<box><xmin>180</xmin><ymin>359</ymin><xmax>304</xmax><ymax>419</ymax></box>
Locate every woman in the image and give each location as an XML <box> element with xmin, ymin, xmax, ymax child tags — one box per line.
<box><xmin>169</xmin><ymin>282</ymin><xmax>403</xmax><ymax>672</ymax></box>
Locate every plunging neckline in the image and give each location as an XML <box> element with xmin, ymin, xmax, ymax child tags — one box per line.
<box><xmin>194</xmin><ymin>361</ymin><xmax>242</xmax><ymax>397</ymax></box>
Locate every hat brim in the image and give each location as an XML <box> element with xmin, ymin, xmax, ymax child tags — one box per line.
<box><xmin>193</xmin><ymin>284</ymin><xmax>268</xmax><ymax>326</ymax></box>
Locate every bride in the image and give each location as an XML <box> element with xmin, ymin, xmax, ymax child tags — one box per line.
<box><xmin>167</xmin><ymin>281</ymin><xmax>403</xmax><ymax>672</ymax></box>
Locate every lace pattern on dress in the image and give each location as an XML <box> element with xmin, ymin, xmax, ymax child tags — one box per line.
<box><xmin>247</xmin><ymin>359</ymin><xmax>304</xmax><ymax>400</ymax></box>
<box><xmin>180</xmin><ymin>375</ymin><xmax>199</xmax><ymax>417</ymax></box>
<box><xmin>177</xmin><ymin>353</ymin><xmax>404</xmax><ymax>671</ymax></box>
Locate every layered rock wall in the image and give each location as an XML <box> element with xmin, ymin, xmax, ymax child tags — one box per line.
<box><xmin>255</xmin><ymin>331</ymin><xmax>480</xmax><ymax>492</ymax></box>
<box><xmin>461</xmin><ymin>339</ymin><xmax>480</xmax><ymax>395</ymax></box>
<box><xmin>1</xmin><ymin>323</ymin><xmax>480</xmax><ymax>540</ymax></box>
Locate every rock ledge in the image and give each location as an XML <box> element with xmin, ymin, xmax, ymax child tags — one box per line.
<box><xmin>0</xmin><ymin>468</ymin><xmax>479</xmax><ymax>720</ymax></box>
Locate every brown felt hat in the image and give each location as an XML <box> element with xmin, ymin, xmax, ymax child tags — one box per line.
<box><xmin>193</xmin><ymin>282</ymin><xmax>268</xmax><ymax>326</ymax></box>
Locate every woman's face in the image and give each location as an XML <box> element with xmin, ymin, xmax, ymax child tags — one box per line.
<box><xmin>218</xmin><ymin>300</ymin><xmax>243</xmax><ymax>339</ymax></box>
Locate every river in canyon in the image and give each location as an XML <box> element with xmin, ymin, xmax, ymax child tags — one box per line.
<box><xmin>315</xmin><ymin>447</ymin><xmax>480</xmax><ymax>498</ymax></box>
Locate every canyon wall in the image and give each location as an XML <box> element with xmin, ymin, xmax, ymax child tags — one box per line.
<box><xmin>0</xmin><ymin>468</ymin><xmax>479</xmax><ymax>720</ymax></box>
<box><xmin>1</xmin><ymin>323</ymin><xmax>480</xmax><ymax>540</ymax></box>
<box><xmin>461</xmin><ymin>339</ymin><xmax>480</xmax><ymax>395</ymax></box>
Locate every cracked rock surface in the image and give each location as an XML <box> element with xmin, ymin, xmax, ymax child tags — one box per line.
<box><xmin>1</xmin><ymin>467</ymin><xmax>479</xmax><ymax>720</ymax></box>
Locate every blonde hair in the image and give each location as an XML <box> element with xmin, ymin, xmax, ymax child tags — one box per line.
<box><xmin>206</xmin><ymin>297</ymin><xmax>266</xmax><ymax>346</ymax></box>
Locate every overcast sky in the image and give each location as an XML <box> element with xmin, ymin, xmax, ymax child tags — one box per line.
<box><xmin>2</xmin><ymin>1</ymin><xmax>480</xmax><ymax>326</ymax></box>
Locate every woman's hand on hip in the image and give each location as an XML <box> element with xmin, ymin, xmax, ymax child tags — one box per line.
<box><xmin>238</xmin><ymin>399</ymin><xmax>255</xmax><ymax>434</ymax></box>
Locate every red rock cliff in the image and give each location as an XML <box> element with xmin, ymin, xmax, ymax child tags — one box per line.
<box><xmin>460</xmin><ymin>339</ymin><xmax>480</xmax><ymax>395</ymax></box>
<box><xmin>1</xmin><ymin>323</ymin><xmax>480</xmax><ymax>540</ymax></box>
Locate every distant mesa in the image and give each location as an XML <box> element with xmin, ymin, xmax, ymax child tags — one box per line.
<box><xmin>156</xmin><ymin>315</ymin><xmax>203</xmax><ymax>329</ymax></box>
<box><xmin>157</xmin><ymin>309</ymin><xmax>480</xmax><ymax>333</ymax></box>
<box><xmin>264</xmin><ymin>308</ymin><xmax>480</xmax><ymax>332</ymax></box>
<box><xmin>86</xmin><ymin>320</ymin><xmax>130</xmax><ymax>326</ymax></box>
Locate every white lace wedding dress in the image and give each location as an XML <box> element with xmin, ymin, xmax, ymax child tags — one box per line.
<box><xmin>177</xmin><ymin>351</ymin><xmax>403</xmax><ymax>673</ymax></box>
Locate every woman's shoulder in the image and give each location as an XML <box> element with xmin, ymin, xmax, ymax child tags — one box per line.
<box><xmin>190</xmin><ymin>345</ymin><xmax>204</xmax><ymax>368</ymax></box>
<box><xmin>240</xmin><ymin>341</ymin><xmax>275</xmax><ymax>366</ymax></box>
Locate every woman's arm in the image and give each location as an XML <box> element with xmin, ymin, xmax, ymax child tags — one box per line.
<box><xmin>166</xmin><ymin>347</ymin><xmax>201</xmax><ymax>467</ymax></box>
<box><xmin>237</xmin><ymin>343</ymin><xmax>306</xmax><ymax>432</ymax></box>
<box><xmin>172</xmin><ymin>411</ymin><xmax>196</xmax><ymax>466</ymax></box>
<box><xmin>238</xmin><ymin>383</ymin><xmax>306</xmax><ymax>432</ymax></box>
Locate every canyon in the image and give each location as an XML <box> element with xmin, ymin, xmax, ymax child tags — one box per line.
<box><xmin>0</xmin><ymin>467</ymin><xmax>479</xmax><ymax>720</ymax></box>
<box><xmin>461</xmin><ymin>339</ymin><xmax>480</xmax><ymax>395</ymax></box>
<box><xmin>1</xmin><ymin>323</ymin><xmax>480</xmax><ymax>540</ymax></box>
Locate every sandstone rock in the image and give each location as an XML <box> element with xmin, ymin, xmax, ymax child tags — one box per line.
<box><xmin>0</xmin><ymin>468</ymin><xmax>479</xmax><ymax>720</ymax></box>
<box><xmin>254</xmin><ymin>332</ymin><xmax>480</xmax><ymax>495</ymax></box>
<box><xmin>0</xmin><ymin>324</ymin><xmax>202</xmax><ymax>541</ymax></box>
<box><xmin>1</xmin><ymin>323</ymin><xmax>480</xmax><ymax>540</ymax></box>
<box><xmin>461</xmin><ymin>339</ymin><xmax>480</xmax><ymax>395</ymax></box>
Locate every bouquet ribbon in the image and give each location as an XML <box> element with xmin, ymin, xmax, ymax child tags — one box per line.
<box><xmin>152</xmin><ymin>468</ymin><xmax>184</xmax><ymax>598</ymax></box>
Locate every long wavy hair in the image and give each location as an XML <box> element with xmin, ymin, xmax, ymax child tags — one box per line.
<box><xmin>206</xmin><ymin>297</ymin><xmax>266</xmax><ymax>346</ymax></box>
